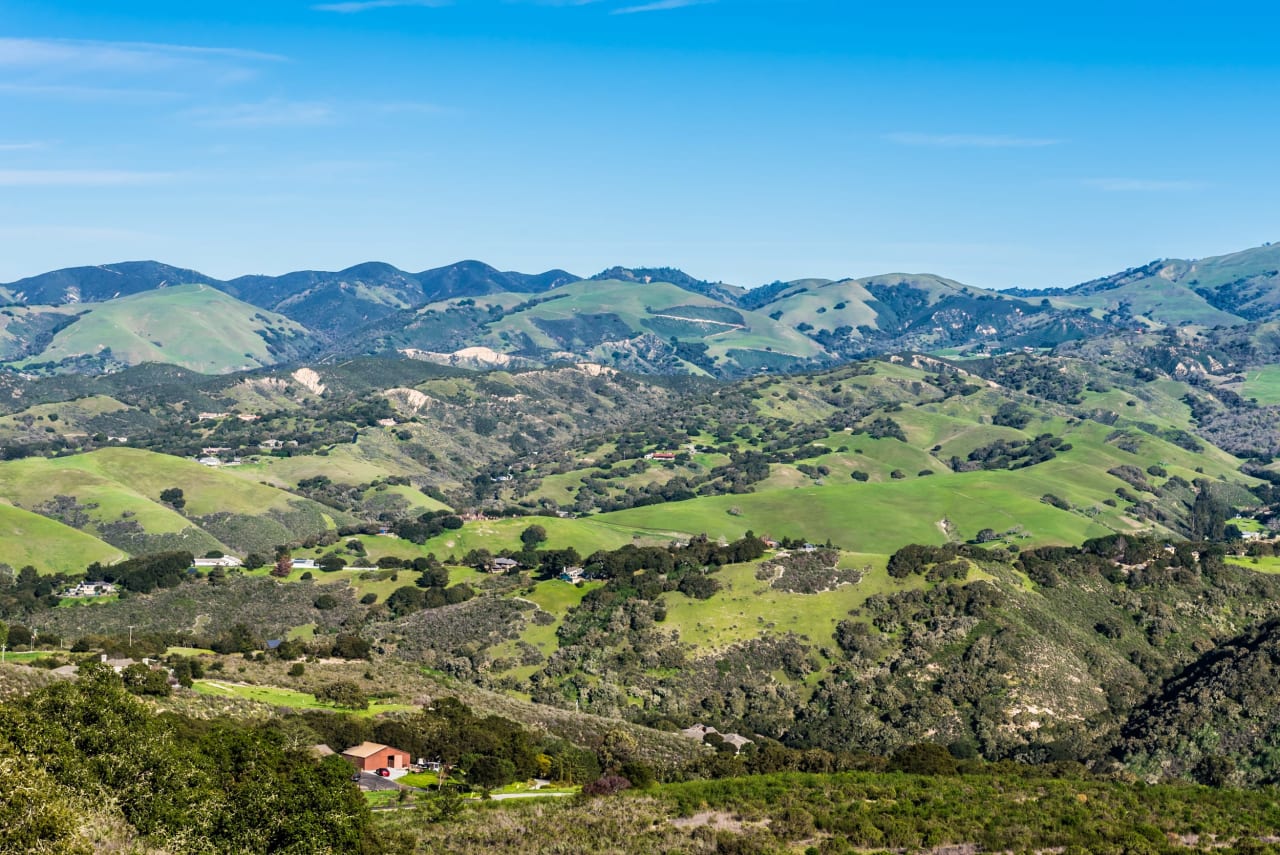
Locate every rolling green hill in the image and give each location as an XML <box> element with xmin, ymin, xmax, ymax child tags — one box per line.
<box><xmin>476</xmin><ymin>278</ymin><xmax>829</xmax><ymax>374</ymax></box>
<box><xmin>0</xmin><ymin>304</ymin><xmax>83</xmax><ymax>361</ymax></box>
<box><xmin>0</xmin><ymin>349</ymin><xmax>1263</xmax><ymax>576</ymax></box>
<box><xmin>756</xmin><ymin>272</ymin><xmax>1115</xmax><ymax>356</ymax></box>
<box><xmin>0</xmin><ymin>501</ymin><xmax>125</xmax><ymax>572</ymax></box>
<box><xmin>1016</xmin><ymin>243</ymin><xmax>1280</xmax><ymax>328</ymax></box>
<box><xmin>9</xmin><ymin>285</ymin><xmax>310</xmax><ymax>374</ymax></box>
<box><xmin>494</xmin><ymin>356</ymin><xmax>1255</xmax><ymax>552</ymax></box>
<box><xmin>0</xmin><ymin>361</ymin><xmax>705</xmax><ymax>568</ymax></box>
<box><xmin>0</xmin><ymin>448</ymin><xmax>359</xmax><ymax>568</ymax></box>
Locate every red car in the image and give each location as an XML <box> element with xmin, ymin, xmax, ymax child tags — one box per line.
<box><xmin>375</xmin><ymin>768</ymin><xmax>391</xmax><ymax>777</ymax></box>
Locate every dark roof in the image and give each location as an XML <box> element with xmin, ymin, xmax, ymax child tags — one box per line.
<box><xmin>342</xmin><ymin>741</ymin><xmax>409</xmax><ymax>759</ymax></box>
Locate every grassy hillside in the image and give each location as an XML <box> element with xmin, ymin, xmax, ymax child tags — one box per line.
<box><xmin>762</xmin><ymin>273</ymin><xmax>983</xmax><ymax>332</ymax></box>
<box><xmin>0</xmin><ymin>362</ymin><xmax>703</xmax><ymax>566</ymax></box>
<box><xmin>0</xmin><ymin>448</ymin><xmax>357</xmax><ymax>566</ymax></box>
<box><xmin>1240</xmin><ymin>364</ymin><xmax>1280</xmax><ymax>404</ymax></box>
<box><xmin>1049</xmin><ymin>270</ymin><xmax>1242</xmax><ymax>327</ymax></box>
<box><xmin>759</xmin><ymin>277</ymin><xmax>883</xmax><ymax>335</ymax></box>
<box><xmin>479</xmin><ymin>279</ymin><xmax>829</xmax><ymax>374</ymax></box>
<box><xmin>0</xmin><ymin>359</ymin><xmax>713</xmax><ymax>569</ymax></box>
<box><xmin>11</xmin><ymin>284</ymin><xmax>310</xmax><ymax>373</ymax></box>
<box><xmin>414</xmin><ymin>515</ymin><xmax>666</xmax><ymax>558</ymax></box>
<box><xmin>0</xmin><ymin>351</ymin><xmax>1260</xmax><ymax>571</ymax></box>
<box><xmin>0</xmin><ymin>501</ymin><xmax>124</xmax><ymax>572</ymax></box>
<box><xmin>597</xmin><ymin>467</ymin><xmax>1118</xmax><ymax>551</ymax></box>
<box><xmin>0</xmin><ymin>394</ymin><xmax>133</xmax><ymax>447</ymax></box>
<box><xmin>499</xmin><ymin>356</ymin><xmax>1253</xmax><ymax>550</ymax></box>
<box><xmin>755</xmin><ymin>273</ymin><xmax>1117</xmax><ymax>356</ymax></box>
<box><xmin>0</xmin><ymin>304</ymin><xmax>82</xmax><ymax>361</ymax></box>
<box><xmin>1035</xmin><ymin>244</ymin><xmax>1280</xmax><ymax>328</ymax></box>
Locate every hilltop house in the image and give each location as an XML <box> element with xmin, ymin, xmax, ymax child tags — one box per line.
<box><xmin>61</xmin><ymin>581</ymin><xmax>117</xmax><ymax>598</ymax></box>
<box><xmin>342</xmin><ymin>742</ymin><xmax>411</xmax><ymax>775</ymax></box>
<box><xmin>193</xmin><ymin>556</ymin><xmax>242</xmax><ymax>568</ymax></box>
<box><xmin>559</xmin><ymin>566</ymin><xmax>586</xmax><ymax>583</ymax></box>
<box><xmin>489</xmin><ymin>557</ymin><xmax>520</xmax><ymax>574</ymax></box>
<box><xmin>681</xmin><ymin>723</ymin><xmax>754</xmax><ymax>754</ymax></box>
<box><xmin>99</xmin><ymin>654</ymin><xmax>136</xmax><ymax>673</ymax></box>
<box><xmin>681</xmin><ymin>724</ymin><xmax>717</xmax><ymax>740</ymax></box>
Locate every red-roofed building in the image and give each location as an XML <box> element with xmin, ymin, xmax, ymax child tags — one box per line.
<box><xmin>341</xmin><ymin>742</ymin><xmax>411</xmax><ymax>773</ymax></box>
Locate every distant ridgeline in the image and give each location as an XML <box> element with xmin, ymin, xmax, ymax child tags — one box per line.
<box><xmin>3</xmin><ymin>241</ymin><xmax>1280</xmax><ymax>378</ymax></box>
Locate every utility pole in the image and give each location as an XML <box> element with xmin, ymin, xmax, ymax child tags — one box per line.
<box><xmin>127</xmin><ymin>625</ymin><xmax>135</xmax><ymax>649</ymax></box>
<box><xmin>1</xmin><ymin>644</ymin><xmax>6</xmax><ymax>665</ymax></box>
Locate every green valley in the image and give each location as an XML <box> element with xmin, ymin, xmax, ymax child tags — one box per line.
<box><xmin>8</xmin><ymin>246</ymin><xmax>1280</xmax><ymax>854</ymax></box>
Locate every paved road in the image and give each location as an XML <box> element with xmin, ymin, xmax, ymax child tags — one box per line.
<box><xmin>354</xmin><ymin>771</ymin><xmax>402</xmax><ymax>792</ymax></box>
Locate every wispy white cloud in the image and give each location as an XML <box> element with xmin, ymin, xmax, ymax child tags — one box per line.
<box><xmin>1082</xmin><ymin>178</ymin><xmax>1206</xmax><ymax>192</ymax></box>
<box><xmin>0</xmin><ymin>37</ymin><xmax>283</xmax><ymax>71</ymax></box>
<box><xmin>312</xmin><ymin>0</ymin><xmax>449</xmax><ymax>12</ymax></box>
<box><xmin>0</xmin><ymin>81</ymin><xmax>184</xmax><ymax>101</ymax></box>
<box><xmin>180</xmin><ymin>99</ymin><xmax>446</xmax><ymax>128</ymax></box>
<box><xmin>183</xmin><ymin>100</ymin><xmax>335</xmax><ymax>128</ymax></box>
<box><xmin>612</xmin><ymin>0</ymin><xmax>713</xmax><ymax>13</ymax></box>
<box><xmin>0</xmin><ymin>169</ymin><xmax>174</xmax><ymax>187</ymax></box>
<box><xmin>885</xmin><ymin>132</ymin><xmax>1061</xmax><ymax>148</ymax></box>
<box><xmin>0</xmin><ymin>140</ymin><xmax>51</xmax><ymax>151</ymax></box>
<box><xmin>0</xmin><ymin>37</ymin><xmax>283</xmax><ymax>104</ymax></box>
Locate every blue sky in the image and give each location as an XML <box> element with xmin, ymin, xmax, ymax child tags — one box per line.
<box><xmin>1</xmin><ymin>0</ymin><xmax>1278</xmax><ymax>288</ymax></box>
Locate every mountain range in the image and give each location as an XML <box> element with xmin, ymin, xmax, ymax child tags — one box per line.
<box><xmin>2</xmin><ymin>242</ymin><xmax>1279</xmax><ymax>376</ymax></box>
